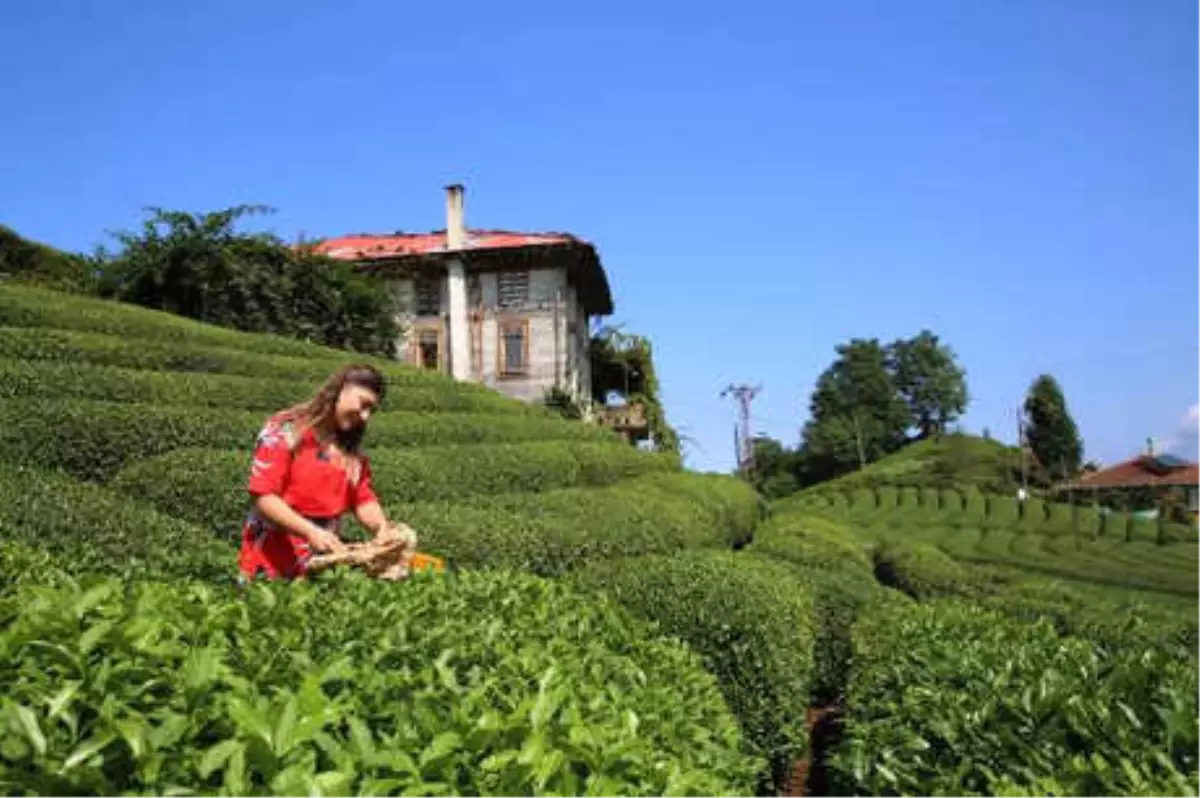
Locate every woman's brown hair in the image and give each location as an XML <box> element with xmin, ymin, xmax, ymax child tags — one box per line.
<box><xmin>280</xmin><ymin>363</ymin><xmax>386</xmax><ymax>456</ymax></box>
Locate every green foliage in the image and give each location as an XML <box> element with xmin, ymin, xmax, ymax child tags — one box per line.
<box><xmin>115</xmin><ymin>461</ymin><xmax>757</xmax><ymax>574</ymax></box>
<box><xmin>0</xmin><ymin>463</ymin><xmax>232</xmax><ymax>584</ymax></box>
<box><xmin>870</xmin><ymin>538</ymin><xmax>981</xmax><ymax>600</ymax></box>
<box><xmin>0</xmin><ymin>225</ymin><xmax>96</xmax><ymax>293</ymax></box>
<box><xmin>797</xmin><ymin>331</ymin><xmax>971</xmax><ymax>487</ymax></box>
<box><xmin>570</xmin><ymin>549</ymin><xmax>815</xmax><ymax>791</ymax></box>
<box><xmin>89</xmin><ymin>206</ymin><xmax>400</xmax><ymax>356</ymax></box>
<box><xmin>0</xmin><ymin>283</ymin><xmax>350</xmax><ymax>359</ymax></box>
<box><xmin>832</xmin><ymin>599</ymin><xmax>1199</xmax><ymax>796</ymax></box>
<box><xmin>889</xmin><ymin>329</ymin><xmax>969</xmax><ymax>439</ymax></box>
<box><xmin>111</xmin><ymin>441</ymin><xmax>677</xmax><ymax>528</ymax></box>
<box><xmin>0</xmin><ymin>398</ymin><xmax>616</xmax><ymax>483</ymax></box>
<box><xmin>589</xmin><ymin>325</ymin><xmax>679</xmax><ymax>455</ymax></box>
<box><xmin>541</xmin><ymin>386</ymin><xmax>587</xmax><ymax>421</ymax></box>
<box><xmin>801</xmin><ymin>338</ymin><xmax>912</xmax><ymax>483</ymax></box>
<box><xmin>0</xmin><ymin>569</ymin><xmax>759</xmax><ymax>796</ymax></box>
<box><xmin>747</xmin><ymin>436</ymin><xmax>803</xmax><ymax>499</ymax></box>
<box><xmin>0</xmin><ymin>359</ymin><xmax>535</xmax><ymax>416</ymax></box>
<box><xmin>746</xmin><ymin>513</ymin><xmax>882</xmax><ymax>701</ymax></box>
<box><xmin>1024</xmin><ymin>374</ymin><xmax>1085</xmax><ymax>480</ymax></box>
<box><xmin>0</xmin><ymin>324</ymin><xmax>443</xmax><ymax>388</ymax></box>
<box><xmin>807</xmin><ymin>433</ymin><xmax>1024</xmax><ymax>494</ymax></box>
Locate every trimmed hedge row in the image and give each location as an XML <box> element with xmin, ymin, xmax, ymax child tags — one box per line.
<box><xmin>112</xmin><ymin>441</ymin><xmax>678</xmax><ymax>533</ymax></box>
<box><xmin>0</xmin><ymin>463</ymin><xmax>232</xmax><ymax>584</ymax></box>
<box><xmin>570</xmin><ymin>549</ymin><xmax>816</xmax><ymax>792</ymax></box>
<box><xmin>868</xmin><ymin>535</ymin><xmax>1199</xmax><ymax>657</ymax></box>
<box><xmin>870</xmin><ymin>538</ymin><xmax>979</xmax><ymax>600</ymax></box>
<box><xmin>0</xmin><ymin>324</ymin><xmax>494</xmax><ymax>393</ymax></box>
<box><xmin>1</xmin><ymin>359</ymin><xmax>538</xmax><ymax>416</ymax></box>
<box><xmin>747</xmin><ymin>512</ymin><xmax>885</xmax><ymax>703</ymax></box>
<box><xmin>0</xmin><ymin>398</ymin><xmax>618</xmax><ymax>482</ymax></box>
<box><xmin>392</xmin><ymin>474</ymin><xmax>760</xmax><ymax>575</ymax></box>
<box><xmin>114</xmin><ymin>462</ymin><xmax>757</xmax><ymax>575</ymax></box>
<box><xmin>799</xmin><ymin>484</ymin><xmax>1200</xmax><ymax>544</ymax></box>
<box><xmin>831</xmin><ymin>598</ymin><xmax>1199</xmax><ymax>796</ymax></box>
<box><xmin>0</xmin><ymin>284</ymin><xmax>376</xmax><ymax>360</ymax></box>
<box><xmin>0</xmin><ymin>568</ymin><xmax>759</xmax><ymax>796</ymax></box>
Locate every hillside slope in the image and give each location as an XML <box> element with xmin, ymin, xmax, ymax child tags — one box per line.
<box><xmin>1</xmin><ymin>284</ymin><xmax>1195</xmax><ymax>797</ymax></box>
<box><xmin>804</xmin><ymin>433</ymin><xmax>1025</xmax><ymax>494</ymax></box>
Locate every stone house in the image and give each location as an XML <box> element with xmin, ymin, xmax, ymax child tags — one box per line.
<box><xmin>312</xmin><ymin>185</ymin><xmax>613</xmax><ymax>405</ymax></box>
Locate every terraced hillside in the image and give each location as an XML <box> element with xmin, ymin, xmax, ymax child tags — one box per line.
<box><xmin>773</xmin><ymin>481</ymin><xmax>1198</xmax><ymax>795</ymax></box>
<box><xmin>1</xmin><ymin>284</ymin><xmax>1196</xmax><ymax>797</ymax></box>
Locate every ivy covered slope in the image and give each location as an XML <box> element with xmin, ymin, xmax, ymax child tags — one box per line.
<box><xmin>0</xmin><ymin>285</ymin><xmax>786</xmax><ymax>795</ymax></box>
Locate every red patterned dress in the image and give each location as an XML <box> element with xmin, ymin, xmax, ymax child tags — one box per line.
<box><xmin>237</xmin><ymin>414</ymin><xmax>378</xmax><ymax>581</ymax></box>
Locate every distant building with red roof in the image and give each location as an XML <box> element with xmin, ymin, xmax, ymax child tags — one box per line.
<box><xmin>311</xmin><ymin>185</ymin><xmax>613</xmax><ymax>405</ymax></box>
<box><xmin>1057</xmin><ymin>441</ymin><xmax>1198</xmax><ymax>522</ymax></box>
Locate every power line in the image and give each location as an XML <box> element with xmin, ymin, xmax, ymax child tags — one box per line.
<box><xmin>720</xmin><ymin>383</ymin><xmax>761</xmax><ymax>477</ymax></box>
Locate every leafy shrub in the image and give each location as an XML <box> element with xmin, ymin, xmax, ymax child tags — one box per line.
<box><xmin>0</xmin><ymin>284</ymin><xmax>346</xmax><ymax>359</ymax></box>
<box><xmin>0</xmin><ymin>398</ymin><xmax>621</xmax><ymax>482</ymax></box>
<box><xmin>0</xmin><ymin>463</ymin><xmax>232</xmax><ymax>584</ymax></box>
<box><xmin>570</xmin><ymin>549</ymin><xmax>815</xmax><ymax>791</ymax></box>
<box><xmin>832</xmin><ymin>599</ymin><xmax>1199</xmax><ymax>796</ymax></box>
<box><xmin>112</xmin><ymin>441</ymin><xmax>676</xmax><ymax>532</ymax></box>
<box><xmin>746</xmin><ymin>516</ymin><xmax>880</xmax><ymax>703</ymax></box>
<box><xmin>870</xmin><ymin>538</ymin><xmax>980</xmax><ymax>600</ymax></box>
<box><xmin>0</xmin><ymin>568</ymin><xmax>759</xmax><ymax>796</ymax></box>
<box><xmin>115</xmin><ymin>462</ymin><xmax>755</xmax><ymax>574</ymax></box>
<box><xmin>0</xmin><ymin>359</ymin><xmax>535</xmax><ymax>416</ymax></box>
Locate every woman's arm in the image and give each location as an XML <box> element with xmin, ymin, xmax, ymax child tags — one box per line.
<box><xmin>354</xmin><ymin>499</ymin><xmax>389</xmax><ymax>537</ymax></box>
<box><xmin>255</xmin><ymin>494</ymin><xmax>345</xmax><ymax>553</ymax></box>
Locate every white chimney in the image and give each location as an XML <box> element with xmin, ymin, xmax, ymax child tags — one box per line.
<box><xmin>445</xmin><ymin>184</ymin><xmax>465</xmax><ymax>250</ymax></box>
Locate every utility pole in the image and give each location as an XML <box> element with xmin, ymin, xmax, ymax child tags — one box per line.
<box><xmin>1017</xmin><ymin>404</ymin><xmax>1029</xmax><ymax>500</ymax></box>
<box><xmin>721</xmin><ymin>383</ymin><xmax>761</xmax><ymax>479</ymax></box>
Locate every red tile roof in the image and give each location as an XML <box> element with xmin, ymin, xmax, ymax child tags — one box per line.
<box><xmin>307</xmin><ymin>228</ymin><xmax>614</xmax><ymax>316</ymax></box>
<box><xmin>1064</xmin><ymin>457</ymin><xmax>1199</xmax><ymax>489</ymax></box>
<box><xmin>311</xmin><ymin>230</ymin><xmax>583</xmax><ymax>261</ymax></box>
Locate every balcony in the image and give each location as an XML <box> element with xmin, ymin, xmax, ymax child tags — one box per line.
<box><xmin>594</xmin><ymin>401</ymin><xmax>650</xmax><ymax>443</ymax></box>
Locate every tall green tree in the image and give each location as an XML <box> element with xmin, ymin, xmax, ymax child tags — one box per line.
<box><xmin>94</xmin><ymin>206</ymin><xmax>400</xmax><ymax>356</ymax></box>
<box><xmin>1023</xmin><ymin>374</ymin><xmax>1084</xmax><ymax>480</ymax></box>
<box><xmin>800</xmin><ymin>338</ymin><xmax>912</xmax><ymax>482</ymax></box>
<box><xmin>888</xmin><ymin>329</ymin><xmax>968</xmax><ymax>439</ymax></box>
<box><xmin>748</xmin><ymin>435</ymin><xmax>802</xmax><ymax>498</ymax></box>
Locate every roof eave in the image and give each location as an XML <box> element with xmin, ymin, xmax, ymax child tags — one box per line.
<box><xmin>352</xmin><ymin>242</ymin><xmax>614</xmax><ymax>316</ymax></box>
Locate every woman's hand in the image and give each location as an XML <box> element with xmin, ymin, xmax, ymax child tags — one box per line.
<box><xmin>307</xmin><ymin>525</ymin><xmax>346</xmax><ymax>554</ymax></box>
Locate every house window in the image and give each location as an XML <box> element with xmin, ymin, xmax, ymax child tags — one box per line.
<box><xmin>415</xmin><ymin>276</ymin><xmax>440</xmax><ymax>316</ymax></box>
<box><xmin>499</xmin><ymin>319</ymin><xmax>529</xmax><ymax>376</ymax></box>
<box><xmin>411</xmin><ymin>326</ymin><xmax>442</xmax><ymax>371</ymax></box>
<box><xmin>498</xmin><ymin>271</ymin><xmax>529</xmax><ymax>309</ymax></box>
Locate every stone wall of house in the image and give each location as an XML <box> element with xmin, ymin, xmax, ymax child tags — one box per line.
<box><xmin>387</xmin><ymin>266</ymin><xmax>592</xmax><ymax>405</ymax></box>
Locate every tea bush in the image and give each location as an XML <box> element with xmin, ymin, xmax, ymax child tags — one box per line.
<box><xmin>0</xmin><ymin>359</ymin><xmax>537</xmax><ymax>416</ymax></box>
<box><xmin>0</xmin><ymin>568</ymin><xmax>760</xmax><ymax>796</ymax></box>
<box><xmin>0</xmin><ymin>284</ymin><xmax>368</xmax><ymax>360</ymax></box>
<box><xmin>832</xmin><ymin>598</ymin><xmax>1199</xmax><ymax>796</ymax></box>
<box><xmin>870</xmin><ymin>538</ymin><xmax>981</xmax><ymax>599</ymax></box>
<box><xmin>114</xmin><ymin>460</ymin><xmax>755</xmax><ymax>574</ymax></box>
<box><xmin>112</xmin><ymin>442</ymin><xmax>678</xmax><ymax>532</ymax></box>
<box><xmin>0</xmin><ymin>398</ymin><xmax>625</xmax><ymax>483</ymax></box>
<box><xmin>570</xmin><ymin>549</ymin><xmax>816</xmax><ymax>792</ymax></box>
<box><xmin>0</xmin><ymin>325</ymin><xmax>443</xmax><ymax>387</ymax></box>
<box><xmin>745</xmin><ymin>514</ymin><xmax>882</xmax><ymax>701</ymax></box>
<box><xmin>0</xmin><ymin>463</ymin><xmax>232</xmax><ymax>584</ymax></box>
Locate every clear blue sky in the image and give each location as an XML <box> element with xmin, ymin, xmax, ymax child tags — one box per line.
<box><xmin>3</xmin><ymin>0</ymin><xmax>1196</xmax><ymax>473</ymax></box>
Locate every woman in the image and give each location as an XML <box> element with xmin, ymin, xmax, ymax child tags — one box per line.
<box><xmin>238</xmin><ymin>363</ymin><xmax>414</xmax><ymax>582</ymax></box>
